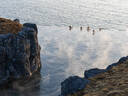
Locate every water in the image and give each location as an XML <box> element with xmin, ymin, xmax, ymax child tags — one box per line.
<box><xmin>0</xmin><ymin>0</ymin><xmax>128</xmax><ymax>96</ymax></box>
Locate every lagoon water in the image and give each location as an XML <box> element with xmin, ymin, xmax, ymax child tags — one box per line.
<box><xmin>0</xmin><ymin>0</ymin><xmax>128</xmax><ymax>96</ymax></box>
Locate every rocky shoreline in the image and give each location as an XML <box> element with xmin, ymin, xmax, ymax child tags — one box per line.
<box><xmin>1</xmin><ymin>17</ymin><xmax>128</xmax><ymax>96</ymax></box>
<box><xmin>61</xmin><ymin>56</ymin><xmax>128</xmax><ymax>96</ymax></box>
<box><xmin>0</xmin><ymin>18</ymin><xmax>41</xmax><ymax>87</ymax></box>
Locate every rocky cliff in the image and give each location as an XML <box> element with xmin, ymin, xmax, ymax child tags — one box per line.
<box><xmin>61</xmin><ymin>56</ymin><xmax>128</xmax><ymax>96</ymax></box>
<box><xmin>0</xmin><ymin>18</ymin><xmax>41</xmax><ymax>87</ymax></box>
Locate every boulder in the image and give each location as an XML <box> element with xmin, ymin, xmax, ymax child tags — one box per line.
<box><xmin>61</xmin><ymin>76</ymin><xmax>89</xmax><ymax>96</ymax></box>
<box><xmin>84</xmin><ymin>68</ymin><xmax>106</xmax><ymax>79</ymax></box>
<box><xmin>23</xmin><ymin>23</ymin><xmax>38</xmax><ymax>32</ymax></box>
<box><xmin>106</xmin><ymin>56</ymin><xmax>128</xmax><ymax>70</ymax></box>
<box><xmin>13</xmin><ymin>19</ymin><xmax>20</xmax><ymax>23</ymax></box>
<box><xmin>106</xmin><ymin>63</ymin><xmax>118</xmax><ymax>70</ymax></box>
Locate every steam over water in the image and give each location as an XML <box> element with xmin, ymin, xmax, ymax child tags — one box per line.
<box><xmin>0</xmin><ymin>0</ymin><xmax>128</xmax><ymax>96</ymax></box>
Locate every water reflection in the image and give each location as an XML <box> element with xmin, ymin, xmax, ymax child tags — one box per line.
<box><xmin>40</xmin><ymin>41</ymin><xmax>70</xmax><ymax>96</ymax></box>
<box><xmin>39</xmin><ymin>25</ymin><xmax>128</xmax><ymax>96</ymax></box>
<box><xmin>87</xmin><ymin>26</ymin><xmax>90</xmax><ymax>32</ymax></box>
<box><xmin>69</xmin><ymin>26</ymin><xmax>72</xmax><ymax>31</ymax></box>
<box><xmin>0</xmin><ymin>0</ymin><xmax>128</xmax><ymax>96</ymax></box>
<box><xmin>92</xmin><ymin>31</ymin><xmax>95</xmax><ymax>35</ymax></box>
<box><xmin>99</xmin><ymin>28</ymin><xmax>102</xmax><ymax>31</ymax></box>
<box><xmin>0</xmin><ymin>72</ymin><xmax>41</xmax><ymax>96</ymax></box>
<box><xmin>80</xmin><ymin>26</ymin><xmax>83</xmax><ymax>31</ymax></box>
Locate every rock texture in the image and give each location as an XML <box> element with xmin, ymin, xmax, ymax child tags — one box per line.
<box><xmin>0</xmin><ymin>18</ymin><xmax>41</xmax><ymax>87</ymax></box>
<box><xmin>61</xmin><ymin>56</ymin><xmax>128</xmax><ymax>96</ymax></box>
<box><xmin>84</xmin><ymin>68</ymin><xmax>106</xmax><ymax>79</ymax></box>
<box><xmin>61</xmin><ymin>76</ymin><xmax>89</xmax><ymax>96</ymax></box>
<box><xmin>0</xmin><ymin>18</ymin><xmax>22</xmax><ymax>34</ymax></box>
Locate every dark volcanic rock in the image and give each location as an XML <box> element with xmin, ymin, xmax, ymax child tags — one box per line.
<box><xmin>23</xmin><ymin>23</ymin><xmax>38</xmax><ymax>32</ymax></box>
<box><xmin>61</xmin><ymin>76</ymin><xmax>89</xmax><ymax>96</ymax></box>
<box><xmin>61</xmin><ymin>56</ymin><xmax>128</xmax><ymax>96</ymax></box>
<box><xmin>118</xmin><ymin>56</ymin><xmax>128</xmax><ymax>63</ymax></box>
<box><xmin>106</xmin><ymin>56</ymin><xmax>128</xmax><ymax>70</ymax></box>
<box><xmin>84</xmin><ymin>68</ymin><xmax>106</xmax><ymax>79</ymax></box>
<box><xmin>13</xmin><ymin>19</ymin><xmax>20</xmax><ymax>23</ymax></box>
<box><xmin>0</xmin><ymin>23</ymin><xmax>41</xmax><ymax>86</ymax></box>
<box><xmin>60</xmin><ymin>68</ymin><xmax>105</xmax><ymax>96</ymax></box>
<box><xmin>106</xmin><ymin>63</ymin><xmax>118</xmax><ymax>70</ymax></box>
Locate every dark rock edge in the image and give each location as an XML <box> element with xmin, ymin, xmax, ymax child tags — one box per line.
<box><xmin>60</xmin><ymin>56</ymin><xmax>128</xmax><ymax>96</ymax></box>
<box><xmin>0</xmin><ymin>20</ymin><xmax>41</xmax><ymax>87</ymax></box>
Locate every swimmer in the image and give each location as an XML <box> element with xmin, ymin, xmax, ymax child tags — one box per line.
<box><xmin>99</xmin><ymin>28</ymin><xmax>102</xmax><ymax>31</ymax></box>
<box><xmin>80</xmin><ymin>26</ymin><xmax>83</xmax><ymax>31</ymax></box>
<box><xmin>92</xmin><ymin>30</ymin><xmax>95</xmax><ymax>35</ymax></box>
<box><xmin>93</xmin><ymin>29</ymin><xmax>95</xmax><ymax>32</ymax></box>
<box><xmin>69</xmin><ymin>25</ymin><xmax>72</xmax><ymax>30</ymax></box>
<box><xmin>87</xmin><ymin>26</ymin><xmax>90</xmax><ymax>31</ymax></box>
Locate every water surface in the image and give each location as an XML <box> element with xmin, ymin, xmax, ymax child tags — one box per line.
<box><xmin>0</xmin><ymin>0</ymin><xmax>128</xmax><ymax>96</ymax></box>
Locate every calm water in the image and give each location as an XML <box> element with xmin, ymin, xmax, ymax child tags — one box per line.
<box><xmin>0</xmin><ymin>0</ymin><xmax>128</xmax><ymax>96</ymax></box>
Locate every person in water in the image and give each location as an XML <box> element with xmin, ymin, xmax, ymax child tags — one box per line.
<box><xmin>80</xmin><ymin>26</ymin><xmax>83</xmax><ymax>31</ymax></box>
<box><xmin>92</xmin><ymin>29</ymin><xmax>95</xmax><ymax>35</ymax></box>
<box><xmin>69</xmin><ymin>25</ymin><xmax>72</xmax><ymax>30</ymax></box>
<box><xmin>87</xmin><ymin>26</ymin><xmax>90</xmax><ymax>31</ymax></box>
<box><xmin>99</xmin><ymin>28</ymin><xmax>102</xmax><ymax>31</ymax></box>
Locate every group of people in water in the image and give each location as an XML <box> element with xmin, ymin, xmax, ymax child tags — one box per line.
<box><xmin>69</xmin><ymin>25</ymin><xmax>102</xmax><ymax>34</ymax></box>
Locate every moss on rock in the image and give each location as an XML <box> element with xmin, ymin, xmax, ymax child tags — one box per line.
<box><xmin>0</xmin><ymin>17</ymin><xmax>22</xmax><ymax>34</ymax></box>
